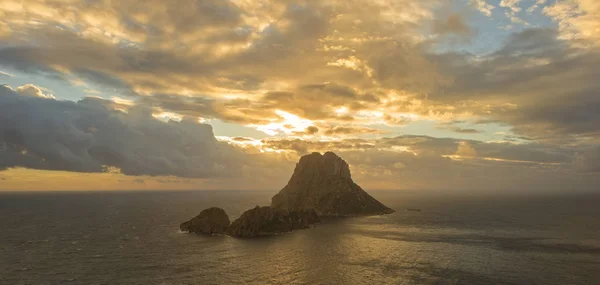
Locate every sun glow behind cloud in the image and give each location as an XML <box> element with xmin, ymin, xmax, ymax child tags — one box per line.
<box><xmin>251</xmin><ymin>110</ymin><xmax>314</xmax><ymax>136</ymax></box>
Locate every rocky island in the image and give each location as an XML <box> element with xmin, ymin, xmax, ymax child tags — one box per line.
<box><xmin>227</xmin><ymin>206</ymin><xmax>320</xmax><ymax>238</ymax></box>
<box><xmin>180</xmin><ymin>206</ymin><xmax>320</xmax><ymax>238</ymax></box>
<box><xmin>272</xmin><ymin>152</ymin><xmax>395</xmax><ymax>216</ymax></box>
<box><xmin>180</xmin><ymin>152</ymin><xmax>394</xmax><ymax>238</ymax></box>
<box><xmin>180</xmin><ymin>207</ymin><xmax>230</xmax><ymax>234</ymax></box>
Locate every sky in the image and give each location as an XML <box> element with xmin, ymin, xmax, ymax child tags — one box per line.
<box><xmin>0</xmin><ymin>0</ymin><xmax>599</xmax><ymax>192</ymax></box>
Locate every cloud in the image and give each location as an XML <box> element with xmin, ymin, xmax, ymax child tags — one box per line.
<box><xmin>453</xmin><ymin>128</ymin><xmax>482</xmax><ymax>134</ymax></box>
<box><xmin>499</xmin><ymin>0</ymin><xmax>528</xmax><ymax>25</ymax></box>
<box><xmin>469</xmin><ymin>0</ymin><xmax>495</xmax><ymax>17</ymax></box>
<box><xmin>500</xmin><ymin>0</ymin><xmax>522</xmax><ymax>13</ymax></box>
<box><xmin>544</xmin><ymin>0</ymin><xmax>600</xmax><ymax>46</ymax></box>
<box><xmin>15</xmin><ymin>84</ymin><xmax>55</xmax><ymax>99</ymax></box>
<box><xmin>323</xmin><ymin>126</ymin><xmax>387</xmax><ymax>136</ymax></box>
<box><xmin>429</xmin><ymin>28</ymin><xmax>600</xmax><ymax>142</ymax></box>
<box><xmin>260</xmin><ymin>135</ymin><xmax>574</xmax><ymax>166</ymax></box>
<box><xmin>0</xmin><ymin>0</ymin><xmax>456</xmax><ymax>140</ymax></box>
<box><xmin>436</xmin><ymin>122</ymin><xmax>483</xmax><ymax>134</ymax></box>
<box><xmin>433</xmin><ymin>14</ymin><xmax>474</xmax><ymax>38</ymax></box>
<box><xmin>456</xmin><ymin>141</ymin><xmax>477</xmax><ymax>157</ymax></box>
<box><xmin>304</xmin><ymin>126</ymin><xmax>320</xmax><ymax>135</ymax></box>
<box><xmin>258</xmin><ymin>82</ymin><xmax>375</xmax><ymax>121</ymax></box>
<box><xmin>527</xmin><ymin>0</ymin><xmax>547</xmax><ymax>14</ymax></box>
<box><xmin>0</xmin><ymin>85</ymin><xmax>239</xmax><ymax>178</ymax></box>
<box><xmin>0</xmin><ymin>0</ymin><xmax>441</xmax><ymax>114</ymax></box>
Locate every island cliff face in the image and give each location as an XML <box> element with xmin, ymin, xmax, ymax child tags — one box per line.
<box><xmin>271</xmin><ymin>152</ymin><xmax>394</xmax><ymax>216</ymax></box>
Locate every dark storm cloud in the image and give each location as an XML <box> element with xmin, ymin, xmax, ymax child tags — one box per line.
<box><xmin>0</xmin><ymin>85</ymin><xmax>240</xmax><ymax>178</ymax></box>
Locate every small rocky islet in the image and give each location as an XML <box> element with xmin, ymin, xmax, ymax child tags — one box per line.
<box><xmin>180</xmin><ymin>151</ymin><xmax>394</xmax><ymax>238</ymax></box>
<box><xmin>179</xmin><ymin>207</ymin><xmax>230</xmax><ymax>235</ymax></box>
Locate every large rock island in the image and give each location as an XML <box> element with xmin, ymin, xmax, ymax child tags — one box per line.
<box><xmin>271</xmin><ymin>152</ymin><xmax>394</xmax><ymax>216</ymax></box>
<box><xmin>180</xmin><ymin>152</ymin><xmax>394</xmax><ymax>238</ymax></box>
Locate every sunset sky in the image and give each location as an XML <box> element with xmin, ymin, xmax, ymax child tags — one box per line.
<box><xmin>0</xmin><ymin>0</ymin><xmax>599</xmax><ymax>191</ymax></box>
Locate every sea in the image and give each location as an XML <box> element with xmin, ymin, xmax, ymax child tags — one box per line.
<box><xmin>0</xmin><ymin>190</ymin><xmax>599</xmax><ymax>285</ymax></box>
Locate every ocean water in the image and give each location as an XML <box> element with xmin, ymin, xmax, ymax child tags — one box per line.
<box><xmin>0</xmin><ymin>190</ymin><xmax>599</xmax><ymax>285</ymax></box>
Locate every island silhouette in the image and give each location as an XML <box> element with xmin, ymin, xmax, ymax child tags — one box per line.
<box><xmin>180</xmin><ymin>152</ymin><xmax>394</xmax><ymax>238</ymax></box>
